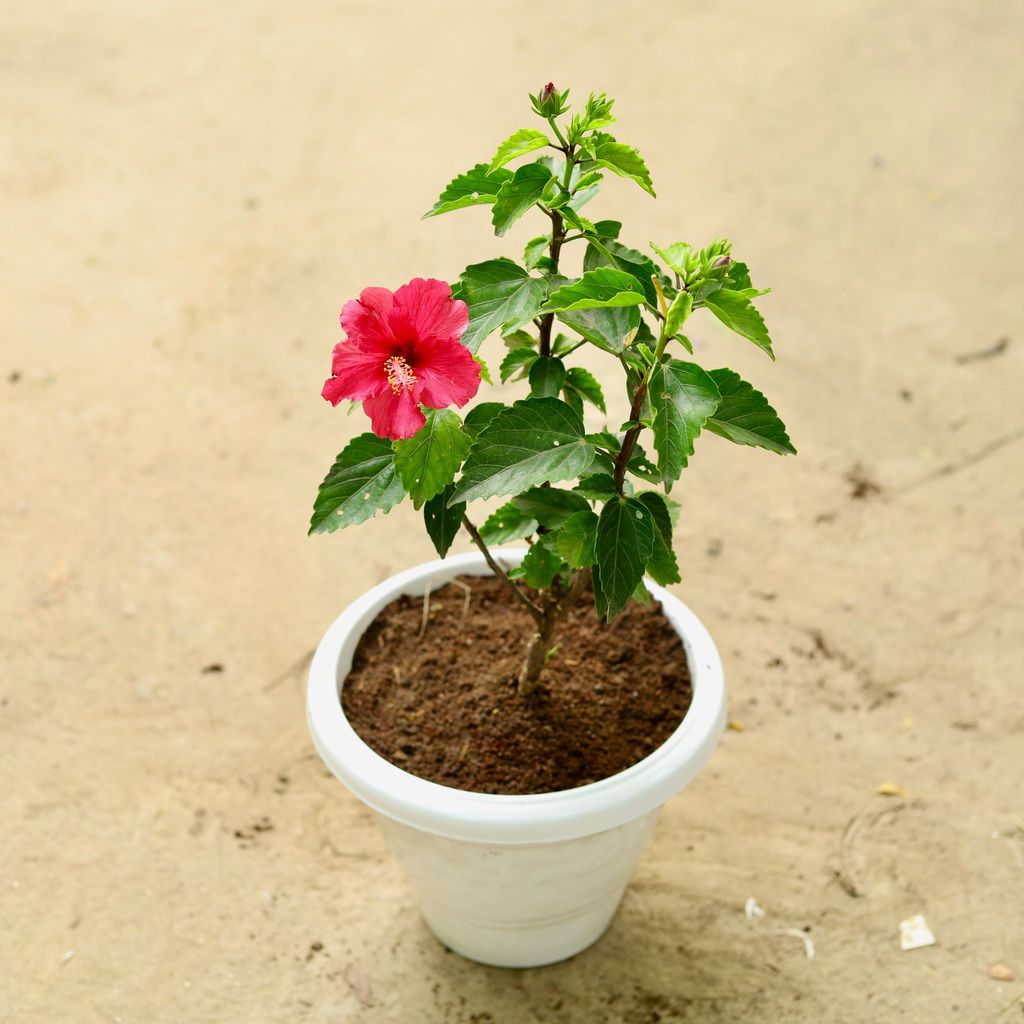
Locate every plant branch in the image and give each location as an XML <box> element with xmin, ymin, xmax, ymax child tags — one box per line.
<box><xmin>613</xmin><ymin>293</ymin><xmax>672</xmax><ymax>495</ymax></box>
<box><xmin>461</xmin><ymin>515</ymin><xmax>544</xmax><ymax>623</ymax></box>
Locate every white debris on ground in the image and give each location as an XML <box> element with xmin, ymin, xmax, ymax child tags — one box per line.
<box><xmin>776</xmin><ymin>928</ymin><xmax>816</xmax><ymax>959</ymax></box>
<box><xmin>745</xmin><ymin>897</ymin><xmax>766</xmax><ymax>921</ymax></box>
<box><xmin>899</xmin><ymin>914</ymin><xmax>936</xmax><ymax>951</ymax></box>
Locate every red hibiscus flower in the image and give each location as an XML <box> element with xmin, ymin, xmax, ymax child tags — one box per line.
<box><xmin>321</xmin><ymin>278</ymin><xmax>481</xmax><ymax>440</ymax></box>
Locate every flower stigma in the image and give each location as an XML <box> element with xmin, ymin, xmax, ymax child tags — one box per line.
<box><xmin>384</xmin><ymin>355</ymin><xmax>417</xmax><ymax>394</ymax></box>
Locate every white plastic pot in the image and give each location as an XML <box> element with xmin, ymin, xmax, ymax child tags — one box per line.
<box><xmin>307</xmin><ymin>549</ymin><xmax>726</xmax><ymax>968</ymax></box>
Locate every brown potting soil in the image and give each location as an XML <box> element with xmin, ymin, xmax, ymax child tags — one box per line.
<box><xmin>341</xmin><ymin>575</ymin><xmax>693</xmax><ymax>795</ymax></box>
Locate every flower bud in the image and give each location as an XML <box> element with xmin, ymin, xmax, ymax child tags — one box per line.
<box><xmin>537</xmin><ymin>82</ymin><xmax>562</xmax><ymax>117</ymax></box>
<box><xmin>712</xmin><ymin>254</ymin><xmax>731</xmax><ymax>269</ymax></box>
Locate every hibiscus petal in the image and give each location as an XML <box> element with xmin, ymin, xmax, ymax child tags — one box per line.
<box><xmin>322</xmin><ymin>341</ymin><xmax>388</xmax><ymax>403</ymax></box>
<box><xmin>391</xmin><ymin>278</ymin><xmax>469</xmax><ymax>346</ymax></box>
<box><xmin>363</xmin><ymin>389</ymin><xmax>426</xmax><ymax>440</ymax></box>
<box><xmin>340</xmin><ymin>287</ymin><xmax>396</xmax><ymax>349</ymax></box>
<box><xmin>415</xmin><ymin>336</ymin><xmax>482</xmax><ymax>409</ymax></box>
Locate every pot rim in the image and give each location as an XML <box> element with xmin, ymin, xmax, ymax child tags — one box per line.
<box><xmin>306</xmin><ymin>549</ymin><xmax>726</xmax><ymax>844</ymax></box>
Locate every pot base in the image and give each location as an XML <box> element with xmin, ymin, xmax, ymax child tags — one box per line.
<box><xmin>377</xmin><ymin>809</ymin><xmax>660</xmax><ymax>968</ymax></box>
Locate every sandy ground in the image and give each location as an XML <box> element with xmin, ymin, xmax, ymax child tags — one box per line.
<box><xmin>3</xmin><ymin>1</ymin><xmax>1023</xmax><ymax>1020</ymax></box>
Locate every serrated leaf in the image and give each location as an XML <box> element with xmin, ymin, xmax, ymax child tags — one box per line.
<box><xmin>474</xmin><ymin>354</ymin><xmax>492</xmax><ymax>385</ymax></box>
<box><xmin>393</xmin><ymin>409</ymin><xmax>472</xmax><ymax>509</ymax></box>
<box><xmin>649</xmin><ymin>359</ymin><xmax>722</xmax><ymax>486</ymax></box>
<box><xmin>309</xmin><ymin>433</ymin><xmax>405</xmax><ymax>534</ymax></box>
<box><xmin>721</xmin><ymin>260</ymin><xmax>767</xmax><ymax>297</ymax></box>
<box><xmin>463</xmin><ymin>402</ymin><xmax>506</xmax><ymax>437</ymax></box>
<box><xmin>558</xmin><ymin>303</ymin><xmax>641</xmax><ymax>354</ymax></box>
<box><xmin>705</xmin><ymin>368</ymin><xmax>796</xmax><ymax>455</ymax></box>
<box><xmin>636</xmin><ymin>492</ymin><xmax>680</xmax><ymax>584</ymax></box>
<box><xmin>503</xmin><ymin>329</ymin><xmax>536</xmax><ymax>349</ymax></box>
<box><xmin>555</xmin><ymin>509</ymin><xmax>598</xmax><ymax>567</ymax></box>
<box><xmin>562</xmin><ymin>386</ymin><xmax>583</xmax><ymax>418</ymax></box>
<box><xmin>423</xmin><ymin>484</ymin><xmax>464</xmax><ymax>557</ymax></box>
<box><xmin>665</xmin><ymin>291</ymin><xmax>693</xmax><ymax>338</ymax></box>
<box><xmin>529</xmin><ymin>355</ymin><xmax>566</xmax><ymax>397</ymax></box>
<box><xmin>563</xmin><ymin>366</ymin><xmax>606</xmax><ymax>412</ymax></box>
<box><xmin>650</xmin><ymin>241</ymin><xmax>693</xmax><ymax>276</ymax></box>
<box><xmin>479</xmin><ymin>501</ymin><xmax>537</xmax><ymax>544</ymax></box>
<box><xmin>594</xmin><ymin>497</ymin><xmax>654</xmax><ymax>620</ymax></box>
<box><xmin>512</xmin><ymin>487</ymin><xmax>590</xmax><ymax>527</ymax></box>
<box><xmin>574</xmin><ymin>472</ymin><xmax>618</xmax><ymax>501</ymax></box>
<box><xmin>542</xmin><ymin>268</ymin><xmax>647</xmax><ymax>313</ymax></box>
<box><xmin>589</xmin><ymin>133</ymin><xmax>655</xmax><ymax>196</ymax></box>
<box><xmin>703</xmin><ymin>289</ymin><xmax>774</xmax><ymax>359</ymax></box>
<box><xmin>559</xmin><ymin>207</ymin><xmax>596</xmax><ymax>234</ymax></box>
<box><xmin>458</xmin><ymin>259</ymin><xmax>546</xmax><ymax>353</ymax></box>
<box><xmin>516</xmin><ymin>539</ymin><xmax>563</xmax><ymax>589</ymax></box>
<box><xmin>424</xmin><ymin>163</ymin><xmax>512</xmax><ymax>218</ymax></box>
<box><xmin>492</xmin><ymin>163</ymin><xmax>553</xmax><ymax>237</ymax></box>
<box><xmin>585</xmin><ymin>237</ymin><xmax>659</xmax><ymax>306</ymax></box>
<box><xmin>489</xmin><ymin>128</ymin><xmax>551</xmax><ymax>171</ymax></box>
<box><xmin>449</xmin><ymin>397</ymin><xmax>598</xmax><ymax>505</ymax></box>
<box><xmin>568</xmin><ymin>171</ymin><xmax>602</xmax><ymax>211</ymax></box>
<box><xmin>524</xmin><ymin>236</ymin><xmax>549</xmax><ymax>269</ymax></box>
<box><xmin>592</xmin><ymin>219</ymin><xmax>622</xmax><ymax>239</ymax></box>
<box><xmin>500</xmin><ymin>347</ymin><xmax>538</xmax><ymax>383</ymax></box>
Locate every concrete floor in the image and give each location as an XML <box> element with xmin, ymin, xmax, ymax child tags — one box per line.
<box><xmin>2</xmin><ymin>1</ymin><xmax>1023</xmax><ymax>1020</ymax></box>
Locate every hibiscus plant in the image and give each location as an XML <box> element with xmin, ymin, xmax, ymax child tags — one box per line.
<box><xmin>311</xmin><ymin>84</ymin><xmax>795</xmax><ymax>694</ymax></box>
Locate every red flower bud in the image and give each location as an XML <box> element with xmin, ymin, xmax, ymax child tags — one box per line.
<box><xmin>537</xmin><ymin>82</ymin><xmax>562</xmax><ymax>116</ymax></box>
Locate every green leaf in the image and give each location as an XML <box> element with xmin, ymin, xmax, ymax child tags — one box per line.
<box><xmin>503</xmin><ymin>329</ymin><xmax>536</xmax><ymax>349</ymax></box>
<box><xmin>474</xmin><ymin>354</ymin><xmax>493</xmax><ymax>385</ymax></box>
<box><xmin>542</xmin><ymin>268</ymin><xmax>647</xmax><ymax>313</ymax></box>
<box><xmin>649</xmin><ymin>359</ymin><xmax>722</xmax><ymax>486</ymax></box>
<box><xmin>650</xmin><ymin>241</ymin><xmax>693</xmax><ymax>277</ymax></box>
<box><xmin>464</xmin><ymin>402</ymin><xmax>506</xmax><ymax>437</ymax></box>
<box><xmin>489</xmin><ymin>128</ymin><xmax>551</xmax><ymax>171</ymax></box>
<box><xmin>722</xmin><ymin>260</ymin><xmax>768</xmax><ymax>298</ymax></box>
<box><xmin>555</xmin><ymin>509</ymin><xmax>598</xmax><ymax>567</ymax></box>
<box><xmin>423</xmin><ymin>485</ymin><xmax>464</xmax><ymax>557</ymax></box>
<box><xmin>492</xmin><ymin>163</ymin><xmax>553</xmax><ymax>237</ymax></box>
<box><xmin>450</xmin><ymin>397</ymin><xmax>598</xmax><ymax>505</ymax></box>
<box><xmin>664</xmin><ymin>292</ymin><xmax>693</xmax><ymax>338</ymax></box>
<box><xmin>636</xmin><ymin>492</ymin><xmax>680</xmax><ymax>585</ymax></box>
<box><xmin>529</xmin><ymin>355</ymin><xmax>566</xmax><ymax>397</ymax></box>
<box><xmin>567</xmin><ymin>171</ymin><xmax>602</xmax><ymax>210</ymax></box>
<box><xmin>512</xmin><ymin>487</ymin><xmax>590</xmax><ymax>527</ymax></box>
<box><xmin>500</xmin><ymin>347</ymin><xmax>538</xmax><ymax>383</ymax></box>
<box><xmin>592</xmin><ymin>219</ymin><xmax>622</xmax><ymax>239</ymax></box>
<box><xmin>309</xmin><ymin>433</ymin><xmax>405</xmax><ymax>534</ymax></box>
<box><xmin>574</xmin><ymin>472</ymin><xmax>618</xmax><ymax>501</ymax></box>
<box><xmin>523</xmin><ymin>236</ymin><xmax>549</xmax><ymax>270</ymax></box>
<box><xmin>424</xmin><ymin>163</ymin><xmax>513</xmax><ymax>218</ymax></box>
<box><xmin>479</xmin><ymin>501</ymin><xmax>537</xmax><ymax>544</ymax></box>
<box><xmin>393</xmin><ymin>409</ymin><xmax>472</xmax><ymax>509</ymax></box>
<box><xmin>561</xmin><ymin>386</ymin><xmax>584</xmax><ymax>418</ymax></box>
<box><xmin>703</xmin><ymin>289</ymin><xmax>774</xmax><ymax>359</ymax></box>
<box><xmin>559</xmin><ymin>207</ymin><xmax>596</xmax><ymax>234</ymax></box>
<box><xmin>705</xmin><ymin>368</ymin><xmax>796</xmax><ymax>455</ymax></box>
<box><xmin>517</xmin><ymin>539</ymin><xmax>563</xmax><ymax>589</ymax></box>
<box><xmin>558</xmin><ymin>304</ymin><xmax>640</xmax><ymax>354</ymax></box>
<box><xmin>563</xmin><ymin>367</ymin><xmax>606</xmax><ymax>412</ymax></box>
<box><xmin>594</xmin><ymin>497</ymin><xmax>654</xmax><ymax>620</ymax></box>
<box><xmin>585</xmin><ymin>238</ymin><xmax>659</xmax><ymax>306</ymax></box>
<box><xmin>458</xmin><ymin>259</ymin><xmax>546</xmax><ymax>352</ymax></box>
<box><xmin>589</xmin><ymin>133</ymin><xmax>655</xmax><ymax>196</ymax></box>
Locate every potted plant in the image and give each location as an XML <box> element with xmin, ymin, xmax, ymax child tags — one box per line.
<box><xmin>306</xmin><ymin>84</ymin><xmax>795</xmax><ymax>968</ymax></box>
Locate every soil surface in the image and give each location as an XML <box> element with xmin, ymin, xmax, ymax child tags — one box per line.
<box><xmin>342</xmin><ymin>576</ymin><xmax>692</xmax><ymax>794</ymax></box>
<box><xmin>4</xmin><ymin>2</ymin><xmax>1023</xmax><ymax>1022</ymax></box>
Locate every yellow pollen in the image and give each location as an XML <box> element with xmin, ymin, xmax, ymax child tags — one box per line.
<box><xmin>384</xmin><ymin>355</ymin><xmax>417</xmax><ymax>394</ymax></box>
